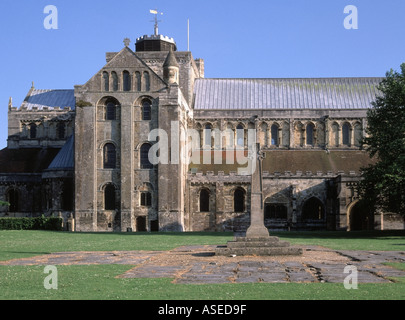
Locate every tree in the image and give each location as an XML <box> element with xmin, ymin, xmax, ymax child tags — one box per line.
<box><xmin>358</xmin><ymin>63</ymin><xmax>405</xmax><ymax>216</ymax></box>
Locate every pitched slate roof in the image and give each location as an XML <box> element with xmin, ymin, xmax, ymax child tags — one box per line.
<box><xmin>22</xmin><ymin>89</ymin><xmax>75</xmax><ymax>110</ymax></box>
<box><xmin>262</xmin><ymin>150</ymin><xmax>374</xmax><ymax>174</ymax></box>
<box><xmin>48</xmin><ymin>135</ymin><xmax>74</xmax><ymax>170</ymax></box>
<box><xmin>188</xmin><ymin>150</ymin><xmax>374</xmax><ymax>176</ymax></box>
<box><xmin>193</xmin><ymin>78</ymin><xmax>383</xmax><ymax>110</ymax></box>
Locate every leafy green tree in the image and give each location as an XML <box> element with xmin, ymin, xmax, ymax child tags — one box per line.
<box><xmin>359</xmin><ymin>63</ymin><xmax>405</xmax><ymax>216</ymax></box>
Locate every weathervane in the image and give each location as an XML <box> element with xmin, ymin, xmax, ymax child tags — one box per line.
<box><xmin>150</xmin><ymin>9</ymin><xmax>163</xmax><ymax>35</ymax></box>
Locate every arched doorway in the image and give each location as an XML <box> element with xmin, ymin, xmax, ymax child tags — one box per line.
<box><xmin>234</xmin><ymin>188</ymin><xmax>246</xmax><ymax>213</ymax></box>
<box><xmin>104</xmin><ymin>184</ymin><xmax>116</xmax><ymax>211</ymax></box>
<box><xmin>302</xmin><ymin>197</ymin><xmax>325</xmax><ymax>220</ymax></box>
<box><xmin>136</xmin><ymin>216</ymin><xmax>147</xmax><ymax>232</ymax></box>
<box><xmin>301</xmin><ymin>197</ymin><xmax>326</xmax><ymax>230</ymax></box>
<box><xmin>348</xmin><ymin>200</ymin><xmax>373</xmax><ymax>231</ymax></box>
<box><xmin>199</xmin><ymin>188</ymin><xmax>210</xmax><ymax>212</ymax></box>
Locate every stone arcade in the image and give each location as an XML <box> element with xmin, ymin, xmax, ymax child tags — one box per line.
<box><xmin>1</xmin><ymin>27</ymin><xmax>404</xmax><ymax>232</ymax></box>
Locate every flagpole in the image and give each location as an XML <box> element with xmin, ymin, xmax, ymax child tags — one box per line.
<box><xmin>187</xmin><ymin>19</ymin><xmax>190</xmax><ymax>51</ymax></box>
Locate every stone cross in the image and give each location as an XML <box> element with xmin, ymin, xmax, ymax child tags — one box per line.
<box><xmin>123</xmin><ymin>38</ymin><xmax>131</xmax><ymax>47</ymax></box>
<box><xmin>245</xmin><ymin>143</ymin><xmax>270</xmax><ymax>238</ymax></box>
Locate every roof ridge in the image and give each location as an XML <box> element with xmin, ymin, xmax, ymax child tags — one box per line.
<box><xmin>31</xmin><ymin>89</ymin><xmax>74</xmax><ymax>93</ymax></box>
<box><xmin>197</xmin><ymin>77</ymin><xmax>384</xmax><ymax>80</ymax></box>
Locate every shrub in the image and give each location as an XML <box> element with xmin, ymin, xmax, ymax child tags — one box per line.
<box><xmin>0</xmin><ymin>216</ymin><xmax>62</xmax><ymax>231</ymax></box>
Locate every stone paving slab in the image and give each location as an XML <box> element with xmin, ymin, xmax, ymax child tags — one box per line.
<box><xmin>123</xmin><ymin>265</ymin><xmax>189</xmax><ymax>279</ymax></box>
<box><xmin>0</xmin><ymin>251</ymin><xmax>161</xmax><ymax>266</ymax></box>
<box><xmin>336</xmin><ymin>250</ymin><xmax>405</xmax><ymax>263</ymax></box>
<box><xmin>1</xmin><ymin>246</ymin><xmax>404</xmax><ymax>285</ymax></box>
<box><xmin>288</xmin><ymin>272</ymin><xmax>317</xmax><ymax>283</ymax></box>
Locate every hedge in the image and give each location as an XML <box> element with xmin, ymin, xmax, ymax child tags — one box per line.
<box><xmin>0</xmin><ymin>216</ymin><xmax>63</xmax><ymax>231</ymax></box>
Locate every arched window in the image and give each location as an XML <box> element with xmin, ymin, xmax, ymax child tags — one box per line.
<box><xmin>123</xmin><ymin>71</ymin><xmax>131</xmax><ymax>91</ymax></box>
<box><xmin>236</xmin><ymin>124</ymin><xmax>244</xmax><ymax>147</ymax></box>
<box><xmin>143</xmin><ymin>72</ymin><xmax>150</xmax><ymax>91</ymax></box>
<box><xmin>30</xmin><ymin>123</ymin><xmax>37</xmax><ymax>139</ymax></box>
<box><xmin>302</xmin><ymin>197</ymin><xmax>324</xmax><ymax>220</ymax></box>
<box><xmin>271</xmin><ymin>124</ymin><xmax>279</xmax><ymax>146</ymax></box>
<box><xmin>234</xmin><ymin>188</ymin><xmax>245</xmax><ymax>213</ymax></box>
<box><xmin>194</xmin><ymin>123</ymin><xmax>203</xmax><ymax>148</ymax></box>
<box><xmin>226</xmin><ymin>123</ymin><xmax>234</xmax><ymax>148</ymax></box>
<box><xmin>199</xmin><ymin>189</ymin><xmax>210</xmax><ymax>212</ymax></box>
<box><xmin>57</xmin><ymin>122</ymin><xmax>65</xmax><ymax>139</ymax></box>
<box><xmin>354</xmin><ymin>123</ymin><xmax>363</xmax><ymax>147</ymax></box>
<box><xmin>103</xmin><ymin>143</ymin><xmax>117</xmax><ymax>169</ymax></box>
<box><xmin>140</xmin><ymin>192</ymin><xmax>152</xmax><ymax>207</ymax></box>
<box><xmin>306</xmin><ymin>123</ymin><xmax>314</xmax><ymax>146</ymax></box>
<box><xmin>140</xmin><ymin>144</ymin><xmax>153</xmax><ymax>169</ymax></box>
<box><xmin>204</xmin><ymin>124</ymin><xmax>212</xmax><ymax>148</ymax></box>
<box><xmin>103</xmin><ymin>72</ymin><xmax>109</xmax><ymax>91</ymax></box>
<box><xmin>112</xmin><ymin>72</ymin><xmax>118</xmax><ymax>91</ymax></box>
<box><xmin>331</xmin><ymin>123</ymin><xmax>339</xmax><ymax>147</ymax></box>
<box><xmin>342</xmin><ymin>123</ymin><xmax>351</xmax><ymax>146</ymax></box>
<box><xmin>104</xmin><ymin>184</ymin><xmax>116</xmax><ymax>210</ymax></box>
<box><xmin>106</xmin><ymin>101</ymin><xmax>116</xmax><ymax>120</ymax></box>
<box><xmin>135</xmin><ymin>72</ymin><xmax>141</xmax><ymax>91</ymax></box>
<box><xmin>142</xmin><ymin>100</ymin><xmax>152</xmax><ymax>121</ymax></box>
<box><xmin>6</xmin><ymin>189</ymin><xmax>19</xmax><ymax>213</ymax></box>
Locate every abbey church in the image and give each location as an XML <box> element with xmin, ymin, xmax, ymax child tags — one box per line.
<box><xmin>1</xmin><ymin>28</ymin><xmax>403</xmax><ymax>232</ymax></box>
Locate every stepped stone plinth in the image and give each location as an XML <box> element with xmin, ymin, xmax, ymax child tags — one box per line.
<box><xmin>215</xmin><ymin>236</ymin><xmax>303</xmax><ymax>256</ymax></box>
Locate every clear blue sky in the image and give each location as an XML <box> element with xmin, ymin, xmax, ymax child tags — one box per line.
<box><xmin>1</xmin><ymin>0</ymin><xmax>404</xmax><ymax>149</ymax></box>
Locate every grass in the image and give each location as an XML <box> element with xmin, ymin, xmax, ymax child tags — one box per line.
<box><xmin>0</xmin><ymin>230</ymin><xmax>404</xmax><ymax>300</ymax></box>
<box><xmin>0</xmin><ymin>231</ymin><xmax>234</xmax><ymax>261</ymax></box>
<box><xmin>1</xmin><ymin>264</ymin><xmax>404</xmax><ymax>300</ymax></box>
<box><xmin>273</xmin><ymin>230</ymin><xmax>405</xmax><ymax>251</ymax></box>
<box><xmin>1</xmin><ymin>230</ymin><xmax>404</xmax><ymax>261</ymax></box>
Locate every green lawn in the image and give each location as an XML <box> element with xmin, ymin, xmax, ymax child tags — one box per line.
<box><xmin>0</xmin><ymin>230</ymin><xmax>234</xmax><ymax>261</ymax></box>
<box><xmin>1</xmin><ymin>230</ymin><xmax>404</xmax><ymax>261</ymax></box>
<box><xmin>273</xmin><ymin>230</ymin><xmax>405</xmax><ymax>251</ymax></box>
<box><xmin>0</xmin><ymin>230</ymin><xmax>404</xmax><ymax>300</ymax></box>
<box><xmin>1</xmin><ymin>264</ymin><xmax>404</xmax><ymax>300</ymax></box>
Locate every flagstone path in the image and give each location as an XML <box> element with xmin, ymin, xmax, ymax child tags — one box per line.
<box><xmin>1</xmin><ymin>245</ymin><xmax>404</xmax><ymax>284</ymax></box>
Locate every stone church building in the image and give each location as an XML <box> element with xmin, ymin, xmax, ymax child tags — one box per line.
<box><xmin>1</xmin><ymin>29</ymin><xmax>403</xmax><ymax>232</ymax></box>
